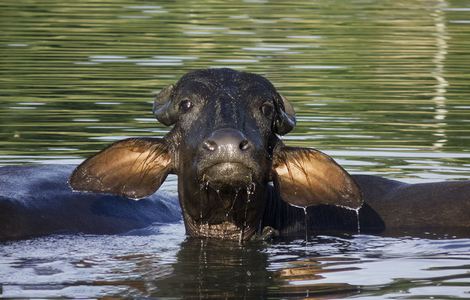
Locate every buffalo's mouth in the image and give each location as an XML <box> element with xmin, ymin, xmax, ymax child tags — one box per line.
<box><xmin>190</xmin><ymin>159</ymin><xmax>265</xmax><ymax>240</ymax></box>
<box><xmin>200</xmin><ymin>162</ymin><xmax>255</xmax><ymax>190</ymax></box>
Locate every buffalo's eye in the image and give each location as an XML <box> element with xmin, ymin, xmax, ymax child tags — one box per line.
<box><xmin>179</xmin><ymin>99</ymin><xmax>193</xmax><ymax>113</ymax></box>
<box><xmin>260</xmin><ymin>102</ymin><xmax>274</xmax><ymax>118</ymax></box>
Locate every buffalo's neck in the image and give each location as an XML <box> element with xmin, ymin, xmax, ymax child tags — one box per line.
<box><xmin>177</xmin><ymin>177</ymin><xmax>267</xmax><ymax>240</ymax></box>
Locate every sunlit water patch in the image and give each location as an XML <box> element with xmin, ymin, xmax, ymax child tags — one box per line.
<box><xmin>2</xmin><ymin>0</ymin><xmax>470</xmax><ymax>298</ymax></box>
<box><xmin>2</xmin><ymin>232</ymin><xmax>470</xmax><ymax>298</ymax></box>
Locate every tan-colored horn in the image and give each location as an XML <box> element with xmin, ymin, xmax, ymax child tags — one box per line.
<box><xmin>153</xmin><ymin>84</ymin><xmax>178</xmax><ymax>126</ymax></box>
<box><xmin>274</xmin><ymin>94</ymin><xmax>296</xmax><ymax>135</ymax></box>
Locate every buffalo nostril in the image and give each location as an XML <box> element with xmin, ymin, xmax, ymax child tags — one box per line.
<box><xmin>203</xmin><ymin>140</ymin><xmax>218</xmax><ymax>152</ymax></box>
<box><xmin>239</xmin><ymin>139</ymin><xmax>250</xmax><ymax>151</ymax></box>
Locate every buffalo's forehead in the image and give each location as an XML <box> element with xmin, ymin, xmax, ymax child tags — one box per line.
<box><xmin>177</xmin><ymin>68</ymin><xmax>277</xmax><ymax>102</ymax></box>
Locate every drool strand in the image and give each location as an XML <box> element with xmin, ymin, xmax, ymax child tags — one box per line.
<box><xmin>239</xmin><ymin>181</ymin><xmax>256</xmax><ymax>243</ymax></box>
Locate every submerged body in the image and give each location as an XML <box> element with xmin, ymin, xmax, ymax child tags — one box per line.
<box><xmin>0</xmin><ymin>165</ymin><xmax>181</xmax><ymax>240</ymax></box>
<box><xmin>1</xmin><ymin>164</ymin><xmax>469</xmax><ymax>241</ymax></box>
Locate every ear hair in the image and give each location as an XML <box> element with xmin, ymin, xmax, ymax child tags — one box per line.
<box><xmin>272</xmin><ymin>146</ymin><xmax>363</xmax><ymax>209</ymax></box>
<box><xmin>69</xmin><ymin>138</ymin><xmax>172</xmax><ymax>199</ymax></box>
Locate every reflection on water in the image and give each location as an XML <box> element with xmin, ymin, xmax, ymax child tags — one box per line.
<box><xmin>2</xmin><ymin>0</ymin><xmax>470</xmax><ymax>298</ymax></box>
<box><xmin>1</xmin><ymin>0</ymin><xmax>470</xmax><ymax>181</ymax></box>
<box><xmin>1</xmin><ymin>225</ymin><xmax>470</xmax><ymax>298</ymax></box>
<box><xmin>1</xmin><ymin>1</ymin><xmax>470</xmax><ymax>151</ymax></box>
<box><xmin>431</xmin><ymin>0</ymin><xmax>449</xmax><ymax>151</ymax></box>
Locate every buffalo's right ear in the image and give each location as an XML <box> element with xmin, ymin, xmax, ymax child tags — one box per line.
<box><xmin>153</xmin><ymin>84</ymin><xmax>179</xmax><ymax>126</ymax></box>
<box><xmin>69</xmin><ymin>138</ymin><xmax>172</xmax><ymax>199</ymax></box>
<box><xmin>272</xmin><ymin>146</ymin><xmax>363</xmax><ymax>210</ymax></box>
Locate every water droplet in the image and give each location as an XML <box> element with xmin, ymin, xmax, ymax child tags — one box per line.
<box><xmin>226</xmin><ymin>188</ymin><xmax>240</xmax><ymax>218</ymax></box>
<box><xmin>288</xmin><ymin>204</ymin><xmax>309</xmax><ymax>242</ymax></box>
<box><xmin>335</xmin><ymin>205</ymin><xmax>362</xmax><ymax>234</ymax></box>
<box><xmin>355</xmin><ymin>208</ymin><xmax>361</xmax><ymax>234</ymax></box>
<box><xmin>303</xmin><ymin>206</ymin><xmax>308</xmax><ymax>242</ymax></box>
<box><xmin>199</xmin><ymin>174</ymin><xmax>209</xmax><ymax>190</ymax></box>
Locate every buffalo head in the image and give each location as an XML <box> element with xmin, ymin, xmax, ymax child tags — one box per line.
<box><xmin>69</xmin><ymin>68</ymin><xmax>362</xmax><ymax>240</ymax></box>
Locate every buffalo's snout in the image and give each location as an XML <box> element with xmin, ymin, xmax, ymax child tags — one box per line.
<box><xmin>197</xmin><ymin>128</ymin><xmax>260</xmax><ymax>190</ymax></box>
<box><xmin>202</xmin><ymin>128</ymin><xmax>252</xmax><ymax>154</ymax></box>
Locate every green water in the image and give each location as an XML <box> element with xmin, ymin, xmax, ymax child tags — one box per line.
<box><xmin>2</xmin><ymin>0</ymin><xmax>470</xmax><ymax>179</ymax></box>
<box><xmin>1</xmin><ymin>0</ymin><xmax>470</xmax><ymax>298</ymax></box>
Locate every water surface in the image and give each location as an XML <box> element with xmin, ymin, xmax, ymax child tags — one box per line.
<box><xmin>1</xmin><ymin>0</ymin><xmax>470</xmax><ymax>298</ymax></box>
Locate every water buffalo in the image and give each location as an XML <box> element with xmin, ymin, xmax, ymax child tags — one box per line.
<box><xmin>1</xmin><ymin>68</ymin><xmax>469</xmax><ymax>241</ymax></box>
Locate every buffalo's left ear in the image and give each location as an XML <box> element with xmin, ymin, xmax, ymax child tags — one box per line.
<box><xmin>69</xmin><ymin>138</ymin><xmax>172</xmax><ymax>199</ymax></box>
<box><xmin>272</xmin><ymin>146</ymin><xmax>363</xmax><ymax>209</ymax></box>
